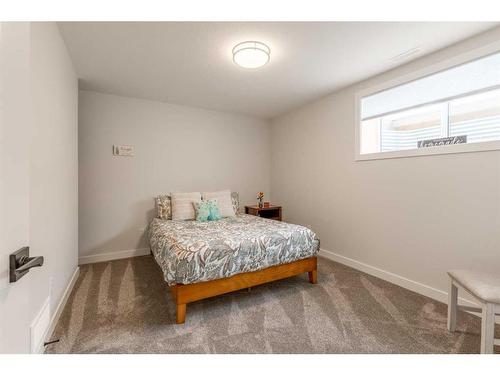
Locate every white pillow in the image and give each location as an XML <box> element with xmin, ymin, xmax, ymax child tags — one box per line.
<box><xmin>202</xmin><ymin>190</ymin><xmax>235</xmax><ymax>217</ymax></box>
<box><xmin>171</xmin><ymin>192</ymin><xmax>201</xmax><ymax>221</ymax></box>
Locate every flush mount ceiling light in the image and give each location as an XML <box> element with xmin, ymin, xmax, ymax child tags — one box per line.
<box><xmin>232</xmin><ymin>41</ymin><xmax>270</xmax><ymax>69</ymax></box>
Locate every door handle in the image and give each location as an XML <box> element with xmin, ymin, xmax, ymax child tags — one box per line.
<box><xmin>9</xmin><ymin>247</ymin><xmax>44</xmax><ymax>283</ymax></box>
<box><xmin>16</xmin><ymin>255</ymin><xmax>44</xmax><ymax>272</ymax></box>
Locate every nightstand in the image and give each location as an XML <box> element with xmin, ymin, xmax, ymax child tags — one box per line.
<box><xmin>245</xmin><ymin>205</ymin><xmax>282</xmax><ymax>221</ymax></box>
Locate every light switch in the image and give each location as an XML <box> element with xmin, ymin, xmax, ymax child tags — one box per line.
<box><xmin>113</xmin><ymin>145</ymin><xmax>134</xmax><ymax>156</ymax></box>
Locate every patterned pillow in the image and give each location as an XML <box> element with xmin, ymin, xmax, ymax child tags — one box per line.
<box><xmin>193</xmin><ymin>199</ymin><xmax>221</xmax><ymax>222</ymax></box>
<box><xmin>231</xmin><ymin>192</ymin><xmax>239</xmax><ymax>214</ymax></box>
<box><xmin>207</xmin><ymin>199</ymin><xmax>222</xmax><ymax>221</ymax></box>
<box><xmin>155</xmin><ymin>195</ymin><xmax>172</xmax><ymax>220</ymax></box>
<box><xmin>193</xmin><ymin>201</ymin><xmax>210</xmax><ymax>222</ymax></box>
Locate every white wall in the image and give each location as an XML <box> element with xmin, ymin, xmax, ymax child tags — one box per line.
<box><xmin>0</xmin><ymin>22</ymin><xmax>78</xmax><ymax>353</ymax></box>
<box><xmin>271</xmin><ymin>28</ymin><xmax>500</xmax><ymax>301</ymax></box>
<box><xmin>78</xmin><ymin>90</ymin><xmax>270</xmax><ymax>260</ymax></box>
<box><xmin>29</xmin><ymin>23</ymin><xmax>79</xmax><ymax>330</ymax></box>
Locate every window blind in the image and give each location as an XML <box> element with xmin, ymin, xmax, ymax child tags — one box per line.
<box><xmin>361</xmin><ymin>52</ymin><xmax>500</xmax><ymax>121</ymax></box>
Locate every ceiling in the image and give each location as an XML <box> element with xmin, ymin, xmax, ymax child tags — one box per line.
<box><xmin>58</xmin><ymin>22</ymin><xmax>497</xmax><ymax>119</ymax></box>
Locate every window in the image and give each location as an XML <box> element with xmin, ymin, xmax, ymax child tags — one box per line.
<box><xmin>357</xmin><ymin>48</ymin><xmax>500</xmax><ymax>160</ymax></box>
<box><xmin>449</xmin><ymin>89</ymin><xmax>500</xmax><ymax>143</ymax></box>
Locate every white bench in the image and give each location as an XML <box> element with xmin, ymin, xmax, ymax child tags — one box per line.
<box><xmin>447</xmin><ymin>270</ymin><xmax>500</xmax><ymax>354</ymax></box>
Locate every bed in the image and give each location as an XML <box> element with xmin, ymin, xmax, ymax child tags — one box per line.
<box><xmin>148</xmin><ymin>208</ymin><xmax>320</xmax><ymax>323</ymax></box>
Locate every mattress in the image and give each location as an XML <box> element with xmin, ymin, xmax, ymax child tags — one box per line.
<box><xmin>148</xmin><ymin>214</ymin><xmax>319</xmax><ymax>286</ymax></box>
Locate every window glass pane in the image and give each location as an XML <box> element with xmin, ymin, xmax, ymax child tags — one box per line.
<box><xmin>361</xmin><ymin>104</ymin><xmax>443</xmax><ymax>154</ymax></box>
<box><xmin>449</xmin><ymin>88</ymin><xmax>500</xmax><ymax>144</ymax></box>
<box><xmin>360</xmin><ymin>118</ymin><xmax>380</xmax><ymax>154</ymax></box>
<box><xmin>380</xmin><ymin>104</ymin><xmax>443</xmax><ymax>152</ymax></box>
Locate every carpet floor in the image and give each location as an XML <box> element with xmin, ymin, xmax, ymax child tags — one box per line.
<box><xmin>45</xmin><ymin>255</ymin><xmax>499</xmax><ymax>354</ymax></box>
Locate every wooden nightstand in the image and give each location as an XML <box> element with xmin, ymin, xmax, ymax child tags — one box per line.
<box><xmin>245</xmin><ymin>205</ymin><xmax>282</xmax><ymax>221</ymax></box>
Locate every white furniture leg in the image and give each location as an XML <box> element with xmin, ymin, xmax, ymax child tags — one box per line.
<box><xmin>447</xmin><ymin>279</ymin><xmax>458</xmax><ymax>332</ymax></box>
<box><xmin>480</xmin><ymin>303</ymin><xmax>495</xmax><ymax>354</ymax></box>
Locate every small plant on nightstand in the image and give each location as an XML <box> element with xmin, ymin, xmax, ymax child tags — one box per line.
<box><xmin>257</xmin><ymin>192</ymin><xmax>264</xmax><ymax>208</ymax></box>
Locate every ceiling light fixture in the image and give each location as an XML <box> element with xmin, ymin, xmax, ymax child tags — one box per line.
<box><xmin>232</xmin><ymin>41</ymin><xmax>270</xmax><ymax>69</ymax></box>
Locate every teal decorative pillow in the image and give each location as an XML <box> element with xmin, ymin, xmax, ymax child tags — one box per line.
<box><xmin>206</xmin><ymin>199</ymin><xmax>222</xmax><ymax>221</ymax></box>
<box><xmin>193</xmin><ymin>201</ymin><xmax>211</xmax><ymax>222</ymax></box>
<box><xmin>194</xmin><ymin>199</ymin><xmax>222</xmax><ymax>221</ymax></box>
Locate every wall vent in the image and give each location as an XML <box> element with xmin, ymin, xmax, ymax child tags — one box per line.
<box><xmin>390</xmin><ymin>47</ymin><xmax>422</xmax><ymax>62</ymax></box>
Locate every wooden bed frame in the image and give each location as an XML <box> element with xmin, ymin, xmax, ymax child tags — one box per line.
<box><xmin>170</xmin><ymin>256</ymin><xmax>317</xmax><ymax>324</ymax></box>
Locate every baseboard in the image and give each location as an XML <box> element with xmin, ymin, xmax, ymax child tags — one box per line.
<box><xmin>31</xmin><ymin>297</ymin><xmax>51</xmax><ymax>354</ymax></box>
<box><xmin>38</xmin><ymin>266</ymin><xmax>80</xmax><ymax>354</ymax></box>
<box><xmin>78</xmin><ymin>247</ymin><xmax>150</xmax><ymax>265</ymax></box>
<box><xmin>318</xmin><ymin>248</ymin><xmax>479</xmax><ymax>310</ymax></box>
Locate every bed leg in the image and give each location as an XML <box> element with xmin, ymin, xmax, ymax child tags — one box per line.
<box><xmin>176</xmin><ymin>303</ymin><xmax>186</xmax><ymax>324</ymax></box>
<box><xmin>308</xmin><ymin>270</ymin><xmax>317</xmax><ymax>284</ymax></box>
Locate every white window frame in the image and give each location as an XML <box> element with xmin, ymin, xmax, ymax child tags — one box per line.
<box><xmin>355</xmin><ymin>40</ymin><xmax>500</xmax><ymax>161</ymax></box>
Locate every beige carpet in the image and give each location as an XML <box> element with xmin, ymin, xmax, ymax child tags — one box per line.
<box><xmin>45</xmin><ymin>255</ymin><xmax>499</xmax><ymax>354</ymax></box>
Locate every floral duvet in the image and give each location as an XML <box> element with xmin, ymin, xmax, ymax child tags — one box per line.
<box><xmin>148</xmin><ymin>214</ymin><xmax>319</xmax><ymax>286</ymax></box>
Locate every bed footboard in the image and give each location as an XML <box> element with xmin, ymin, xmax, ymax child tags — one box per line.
<box><xmin>170</xmin><ymin>256</ymin><xmax>318</xmax><ymax>324</ymax></box>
